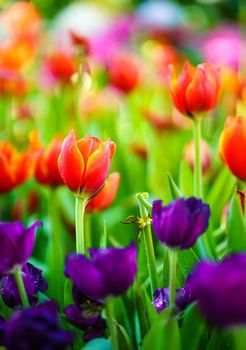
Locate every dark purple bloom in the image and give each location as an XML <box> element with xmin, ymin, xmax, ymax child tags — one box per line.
<box><xmin>189</xmin><ymin>254</ymin><xmax>246</xmax><ymax>328</ymax></box>
<box><xmin>1</xmin><ymin>263</ymin><xmax>48</xmax><ymax>309</ymax></box>
<box><xmin>0</xmin><ymin>315</ymin><xmax>5</xmax><ymax>346</ymax></box>
<box><xmin>152</xmin><ymin>284</ymin><xmax>192</xmax><ymax>313</ymax></box>
<box><xmin>65</xmin><ymin>242</ymin><xmax>137</xmax><ymax>301</ymax></box>
<box><xmin>0</xmin><ymin>221</ymin><xmax>41</xmax><ymax>274</ymax></box>
<box><xmin>152</xmin><ymin>198</ymin><xmax>210</xmax><ymax>249</ymax></box>
<box><xmin>3</xmin><ymin>301</ymin><xmax>73</xmax><ymax>350</ymax></box>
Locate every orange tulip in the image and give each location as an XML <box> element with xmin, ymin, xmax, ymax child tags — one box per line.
<box><xmin>108</xmin><ymin>54</ymin><xmax>140</xmax><ymax>94</ymax></box>
<box><xmin>46</xmin><ymin>52</ymin><xmax>76</xmax><ymax>83</ymax></box>
<box><xmin>219</xmin><ymin>116</ymin><xmax>246</xmax><ymax>180</ymax></box>
<box><xmin>170</xmin><ymin>61</ymin><xmax>221</xmax><ymax>118</ymax></box>
<box><xmin>34</xmin><ymin>136</ymin><xmax>64</xmax><ymax>187</ymax></box>
<box><xmin>58</xmin><ymin>131</ymin><xmax>116</xmax><ymax>196</ymax></box>
<box><xmin>86</xmin><ymin>172</ymin><xmax>120</xmax><ymax>212</ymax></box>
<box><xmin>0</xmin><ymin>141</ymin><xmax>32</xmax><ymax>193</ymax></box>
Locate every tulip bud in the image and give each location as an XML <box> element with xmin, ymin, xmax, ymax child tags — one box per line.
<box><xmin>169</xmin><ymin>60</ymin><xmax>221</xmax><ymax>118</ymax></box>
<box><xmin>219</xmin><ymin>116</ymin><xmax>246</xmax><ymax>180</ymax></box>
<box><xmin>45</xmin><ymin>52</ymin><xmax>76</xmax><ymax>83</ymax></box>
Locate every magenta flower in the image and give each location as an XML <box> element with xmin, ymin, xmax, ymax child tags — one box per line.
<box><xmin>65</xmin><ymin>242</ymin><xmax>137</xmax><ymax>301</ymax></box>
<box><xmin>152</xmin><ymin>198</ymin><xmax>210</xmax><ymax>249</ymax></box>
<box><xmin>189</xmin><ymin>254</ymin><xmax>246</xmax><ymax>328</ymax></box>
<box><xmin>0</xmin><ymin>221</ymin><xmax>42</xmax><ymax>274</ymax></box>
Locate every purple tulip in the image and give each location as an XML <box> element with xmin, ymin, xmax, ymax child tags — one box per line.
<box><xmin>189</xmin><ymin>254</ymin><xmax>246</xmax><ymax>328</ymax></box>
<box><xmin>0</xmin><ymin>316</ymin><xmax>5</xmax><ymax>346</ymax></box>
<box><xmin>152</xmin><ymin>284</ymin><xmax>192</xmax><ymax>313</ymax></box>
<box><xmin>3</xmin><ymin>301</ymin><xmax>73</xmax><ymax>350</ymax></box>
<box><xmin>65</xmin><ymin>242</ymin><xmax>137</xmax><ymax>301</ymax></box>
<box><xmin>1</xmin><ymin>263</ymin><xmax>48</xmax><ymax>309</ymax></box>
<box><xmin>152</xmin><ymin>198</ymin><xmax>210</xmax><ymax>249</ymax></box>
<box><xmin>0</xmin><ymin>221</ymin><xmax>42</xmax><ymax>274</ymax></box>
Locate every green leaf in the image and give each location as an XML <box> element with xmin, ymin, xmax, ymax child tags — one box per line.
<box><xmin>179</xmin><ymin>160</ymin><xmax>194</xmax><ymax>197</ymax></box>
<box><xmin>142</xmin><ymin>308</ymin><xmax>181</xmax><ymax>350</ymax></box>
<box><xmin>227</xmin><ymin>191</ymin><xmax>246</xmax><ymax>252</ymax></box>
<box><xmin>117</xmin><ymin>323</ymin><xmax>132</xmax><ymax>350</ymax></box>
<box><xmin>181</xmin><ymin>303</ymin><xmax>208</xmax><ymax>350</ymax></box>
<box><xmin>206</xmin><ymin>166</ymin><xmax>236</xmax><ymax>227</ymax></box>
<box><xmin>167</xmin><ymin>173</ymin><xmax>183</xmax><ymax>200</ymax></box>
<box><xmin>178</xmin><ymin>248</ymin><xmax>199</xmax><ymax>279</ymax></box>
<box><xmin>64</xmin><ymin>278</ymin><xmax>73</xmax><ymax>307</ymax></box>
<box><xmin>82</xmin><ymin>338</ymin><xmax>112</xmax><ymax>350</ymax></box>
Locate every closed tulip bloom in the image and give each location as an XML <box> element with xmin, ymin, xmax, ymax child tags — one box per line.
<box><xmin>59</xmin><ymin>130</ymin><xmax>116</xmax><ymax>197</ymax></box>
<box><xmin>86</xmin><ymin>172</ymin><xmax>120</xmax><ymax>213</ymax></box>
<box><xmin>0</xmin><ymin>221</ymin><xmax>41</xmax><ymax>274</ymax></box>
<box><xmin>108</xmin><ymin>54</ymin><xmax>140</xmax><ymax>94</ymax></box>
<box><xmin>0</xmin><ymin>141</ymin><xmax>32</xmax><ymax>193</ymax></box>
<box><xmin>2</xmin><ymin>301</ymin><xmax>73</xmax><ymax>350</ymax></box>
<box><xmin>189</xmin><ymin>254</ymin><xmax>246</xmax><ymax>328</ymax></box>
<box><xmin>65</xmin><ymin>242</ymin><xmax>137</xmax><ymax>301</ymax></box>
<box><xmin>219</xmin><ymin>116</ymin><xmax>246</xmax><ymax>180</ymax></box>
<box><xmin>152</xmin><ymin>198</ymin><xmax>210</xmax><ymax>249</ymax></box>
<box><xmin>34</xmin><ymin>136</ymin><xmax>64</xmax><ymax>187</ymax></box>
<box><xmin>46</xmin><ymin>52</ymin><xmax>76</xmax><ymax>83</ymax></box>
<box><xmin>170</xmin><ymin>61</ymin><xmax>221</xmax><ymax>118</ymax></box>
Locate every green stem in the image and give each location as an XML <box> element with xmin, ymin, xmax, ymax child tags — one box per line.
<box><xmin>193</xmin><ymin>119</ymin><xmax>203</xmax><ymax>199</ymax></box>
<box><xmin>14</xmin><ymin>269</ymin><xmax>29</xmax><ymax>308</ymax></box>
<box><xmin>106</xmin><ymin>298</ymin><xmax>118</xmax><ymax>350</ymax></box>
<box><xmin>168</xmin><ymin>249</ymin><xmax>177</xmax><ymax>307</ymax></box>
<box><xmin>136</xmin><ymin>193</ymin><xmax>158</xmax><ymax>296</ymax></box>
<box><xmin>75</xmin><ymin>196</ymin><xmax>88</xmax><ymax>254</ymax></box>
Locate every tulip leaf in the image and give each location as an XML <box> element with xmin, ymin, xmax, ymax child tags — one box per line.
<box><xmin>181</xmin><ymin>303</ymin><xmax>208</xmax><ymax>350</ymax></box>
<box><xmin>206</xmin><ymin>166</ymin><xmax>236</xmax><ymax>227</ymax></box>
<box><xmin>167</xmin><ymin>172</ymin><xmax>183</xmax><ymax>200</ymax></box>
<box><xmin>142</xmin><ymin>308</ymin><xmax>181</xmax><ymax>350</ymax></box>
<box><xmin>64</xmin><ymin>278</ymin><xmax>74</xmax><ymax>307</ymax></box>
<box><xmin>117</xmin><ymin>323</ymin><xmax>132</xmax><ymax>350</ymax></box>
<box><xmin>178</xmin><ymin>248</ymin><xmax>199</xmax><ymax>279</ymax></box>
<box><xmin>179</xmin><ymin>160</ymin><xmax>194</xmax><ymax>197</ymax></box>
<box><xmin>82</xmin><ymin>338</ymin><xmax>112</xmax><ymax>350</ymax></box>
<box><xmin>227</xmin><ymin>192</ymin><xmax>246</xmax><ymax>252</ymax></box>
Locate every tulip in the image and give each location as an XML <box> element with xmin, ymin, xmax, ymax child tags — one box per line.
<box><xmin>152</xmin><ymin>197</ymin><xmax>210</xmax><ymax>250</ymax></box>
<box><xmin>45</xmin><ymin>52</ymin><xmax>76</xmax><ymax>83</ymax></box>
<box><xmin>108</xmin><ymin>54</ymin><xmax>140</xmax><ymax>94</ymax></box>
<box><xmin>1</xmin><ymin>263</ymin><xmax>48</xmax><ymax>309</ymax></box>
<box><xmin>65</xmin><ymin>242</ymin><xmax>137</xmax><ymax>301</ymax></box>
<box><xmin>189</xmin><ymin>254</ymin><xmax>246</xmax><ymax>328</ymax></box>
<box><xmin>0</xmin><ymin>221</ymin><xmax>41</xmax><ymax>274</ymax></box>
<box><xmin>34</xmin><ymin>136</ymin><xmax>64</xmax><ymax>187</ymax></box>
<box><xmin>2</xmin><ymin>301</ymin><xmax>73</xmax><ymax>350</ymax></box>
<box><xmin>86</xmin><ymin>172</ymin><xmax>120</xmax><ymax>213</ymax></box>
<box><xmin>219</xmin><ymin>116</ymin><xmax>246</xmax><ymax>180</ymax></box>
<box><xmin>0</xmin><ymin>141</ymin><xmax>32</xmax><ymax>193</ymax></box>
<box><xmin>59</xmin><ymin>130</ymin><xmax>116</xmax><ymax>197</ymax></box>
<box><xmin>170</xmin><ymin>60</ymin><xmax>221</xmax><ymax>118</ymax></box>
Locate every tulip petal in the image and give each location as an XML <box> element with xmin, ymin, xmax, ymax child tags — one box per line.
<box><xmin>77</xmin><ymin>135</ymin><xmax>100</xmax><ymax>165</ymax></box>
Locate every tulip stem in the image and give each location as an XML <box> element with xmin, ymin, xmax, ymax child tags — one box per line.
<box><xmin>75</xmin><ymin>195</ymin><xmax>88</xmax><ymax>254</ymax></box>
<box><xmin>106</xmin><ymin>298</ymin><xmax>118</xmax><ymax>350</ymax></box>
<box><xmin>136</xmin><ymin>193</ymin><xmax>158</xmax><ymax>296</ymax></box>
<box><xmin>168</xmin><ymin>249</ymin><xmax>177</xmax><ymax>308</ymax></box>
<box><xmin>14</xmin><ymin>269</ymin><xmax>29</xmax><ymax>308</ymax></box>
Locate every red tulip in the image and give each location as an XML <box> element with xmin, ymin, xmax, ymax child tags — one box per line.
<box><xmin>170</xmin><ymin>61</ymin><xmax>221</xmax><ymax>118</ymax></box>
<box><xmin>219</xmin><ymin>116</ymin><xmax>246</xmax><ymax>180</ymax></box>
<box><xmin>58</xmin><ymin>131</ymin><xmax>116</xmax><ymax>197</ymax></box>
<box><xmin>0</xmin><ymin>141</ymin><xmax>32</xmax><ymax>193</ymax></box>
<box><xmin>46</xmin><ymin>52</ymin><xmax>76</xmax><ymax>83</ymax></box>
<box><xmin>86</xmin><ymin>172</ymin><xmax>120</xmax><ymax>212</ymax></box>
<box><xmin>34</xmin><ymin>136</ymin><xmax>64</xmax><ymax>187</ymax></box>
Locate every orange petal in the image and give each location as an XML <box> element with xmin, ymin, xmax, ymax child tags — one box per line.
<box><xmin>77</xmin><ymin>135</ymin><xmax>100</xmax><ymax>166</ymax></box>
<box><xmin>59</xmin><ymin>130</ymin><xmax>84</xmax><ymax>192</ymax></box>
<box><xmin>0</xmin><ymin>153</ymin><xmax>15</xmax><ymax>193</ymax></box>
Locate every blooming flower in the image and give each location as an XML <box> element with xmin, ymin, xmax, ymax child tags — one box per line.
<box><xmin>86</xmin><ymin>172</ymin><xmax>120</xmax><ymax>213</ymax></box>
<box><xmin>65</xmin><ymin>286</ymin><xmax>105</xmax><ymax>342</ymax></box>
<box><xmin>59</xmin><ymin>131</ymin><xmax>116</xmax><ymax>197</ymax></box>
<box><xmin>2</xmin><ymin>301</ymin><xmax>73</xmax><ymax>349</ymax></box>
<box><xmin>189</xmin><ymin>254</ymin><xmax>246</xmax><ymax>328</ymax></box>
<box><xmin>1</xmin><ymin>263</ymin><xmax>48</xmax><ymax>309</ymax></box>
<box><xmin>45</xmin><ymin>52</ymin><xmax>76</xmax><ymax>83</ymax></box>
<box><xmin>152</xmin><ymin>197</ymin><xmax>210</xmax><ymax>249</ymax></box>
<box><xmin>0</xmin><ymin>141</ymin><xmax>33</xmax><ymax>193</ymax></box>
<box><xmin>108</xmin><ymin>54</ymin><xmax>140</xmax><ymax>94</ymax></box>
<box><xmin>169</xmin><ymin>61</ymin><xmax>221</xmax><ymax>118</ymax></box>
<box><xmin>152</xmin><ymin>285</ymin><xmax>192</xmax><ymax>313</ymax></box>
<box><xmin>34</xmin><ymin>136</ymin><xmax>64</xmax><ymax>187</ymax></box>
<box><xmin>0</xmin><ymin>221</ymin><xmax>41</xmax><ymax>274</ymax></box>
<box><xmin>219</xmin><ymin>116</ymin><xmax>246</xmax><ymax>181</ymax></box>
<box><xmin>65</xmin><ymin>242</ymin><xmax>137</xmax><ymax>301</ymax></box>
